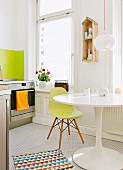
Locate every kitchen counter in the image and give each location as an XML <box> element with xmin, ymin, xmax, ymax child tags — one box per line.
<box><xmin>0</xmin><ymin>80</ymin><xmax>34</xmax><ymax>85</ymax></box>
<box><xmin>0</xmin><ymin>90</ymin><xmax>11</xmax><ymax>95</ymax></box>
<box><xmin>0</xmin><ymin>80</ymin><xmax>35</xmax><ymax>91</ymax></box>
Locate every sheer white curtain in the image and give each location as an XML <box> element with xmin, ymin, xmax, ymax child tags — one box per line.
<box><xmin>112</xmin><ymin>0</ymin><xmax>122</xmax><ymax>89</ymax></box>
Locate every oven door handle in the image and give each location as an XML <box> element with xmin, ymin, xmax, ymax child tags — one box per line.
<box><xmin>28</xmin><ymin>89</ymin><xmax>35</xmax><ymax>92</ymax></box>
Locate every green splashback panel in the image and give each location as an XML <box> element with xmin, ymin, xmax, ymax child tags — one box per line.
<box><xmin>0</xmin><ymin>49</ymin><xmax>24</xmax><ymax>80</ymax></box>
<box><xmin>16</xmin><ymin>51</ymin><xmax>24</xmax><ymax>80</ymax></box>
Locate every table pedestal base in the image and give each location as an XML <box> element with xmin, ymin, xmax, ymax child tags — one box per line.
<box><xmin>73</xmin><ymin>147</ymin><xmax>123</xmax><ymax>170</ymax></box>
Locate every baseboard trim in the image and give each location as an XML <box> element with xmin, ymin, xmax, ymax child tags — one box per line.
<box><xmin>32</xmin><ymin>116</ymin><xmax>123</xmax><ymax>142</ymax></box>
<box><xmin>32</xmin><ymin>115</ymin><xmax>53</xmax><ymax>126</ymax></box>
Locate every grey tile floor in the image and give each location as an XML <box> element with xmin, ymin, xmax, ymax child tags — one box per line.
<box><xmin>9</xmin><ymin>123</ymin><xmax>123</xmax><ymax>170</ymax></box>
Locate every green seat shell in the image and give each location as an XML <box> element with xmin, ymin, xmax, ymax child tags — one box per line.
<box><xmin>49</xmin><ymin>87</ymin><xmax>84</xmax><ymax>119</ymax></box>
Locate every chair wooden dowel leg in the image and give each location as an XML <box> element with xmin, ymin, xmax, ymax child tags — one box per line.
<box><xmin>59</xmin><ymin>119</ymin><xmax>64</xmax><ymax>149</ymax></box>
<box><xmin>74</xmin><ymin>119</ymin><xmax>84</xmax><ymax>144</ymax></box>
<box><xmin>67</xmin><ymin>119</ymin><xmax>70</xmax><ymax>135</ymax></box>
<box><xmin>47</xmin><ymin>117</ymin><xmax>57</xmax><ymax>139</ymax></box>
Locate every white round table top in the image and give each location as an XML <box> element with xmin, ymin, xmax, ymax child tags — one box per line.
<box><xmin>53</xmin><ymin>93</ymin><xmax>123</xmax><ymax>107</ymax></box>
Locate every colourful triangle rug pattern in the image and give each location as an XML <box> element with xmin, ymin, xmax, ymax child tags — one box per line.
<box><xmin>13</xmin><ymin>149</ymin><xmax>74</xmax><ymax>170</ymax></box>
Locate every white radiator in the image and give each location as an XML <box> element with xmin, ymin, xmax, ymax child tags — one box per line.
<box><xmin>103</xmin><ymin>107</ymin><xmax>123</xmax><ymax>135</ymax></box>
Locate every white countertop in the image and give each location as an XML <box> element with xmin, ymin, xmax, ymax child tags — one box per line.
<box><xmin>54</xmin><ymin>93</ymin><xmax>123</xmax><ymax>107</ymax></box>
<box><xmin>0</xmin><ymin>80</ymin><xmax>34</xmax><ymax>85</ymax></box>
<box><xmin>0</xmin><ymin>90</ymin><xmax>11</xmax><ymax>96</ymax></box>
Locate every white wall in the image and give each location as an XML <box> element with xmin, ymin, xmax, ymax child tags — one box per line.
<box><xmin>73</xmin><ymin>0</ymin><xmax>114</xmax><ymax>128</ymax></box>
<box><xmin>15</xmin><ymin>0</ymin><xmax>36</xmax><ymax>80</ymax></box>
<box><xmin>26</xmin><ymin>0</ymin><xmax>36</xmax><ymax>81</ymax></box>
<box><xmin>74</xmin><ymin>0</ymin><xmax>113</xmax><ymax>92</ymax></box>
<box><xmin>0</xmin><ymin>0</ymin><xmax>36</xmax><ymax>80</ymax></box>
<box><xmin>0</xmin><ymin>0</ymin><xmax>28</xmax><ymax>51</ymax></box>
<box><xmin>15</xmin><ymin>0</ymin><xmax>27</xmax><ymax>50</ymax></box>
<box><xmin>0</xmin><ymin>0</ymin><xmax>16</xmax><ymax>49</ymax></box>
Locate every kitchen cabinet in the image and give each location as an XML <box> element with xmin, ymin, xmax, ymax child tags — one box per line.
<box><xmin>32</xmin><ymin>88</ymin><xmax>54</xmax><ymax>125</ymax></box>
<box><xmin>0</xmin><ymin>91</ymin><xmax>10</xmax><ymax>170</ymax></box>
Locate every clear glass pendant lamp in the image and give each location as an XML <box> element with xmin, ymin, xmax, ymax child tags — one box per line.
<box><xmin>94</xmin><ymin>0</ymin><xmax>115</xmax><ymax>51</ymax></box>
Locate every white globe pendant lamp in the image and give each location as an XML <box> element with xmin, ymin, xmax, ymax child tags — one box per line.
<box><xmin>94</xmin><ymin>0</ymin><xmax>115</xmax><ymax>51</ymax></box>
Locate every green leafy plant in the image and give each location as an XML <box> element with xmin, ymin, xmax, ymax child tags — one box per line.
<box><xmin>36</xmin><ymin>68</ymin><xmax>52</xmax><ymax>82</ymax></box>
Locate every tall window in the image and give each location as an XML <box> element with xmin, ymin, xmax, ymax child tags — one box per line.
<box><xmin>112</xmin><ymin>0</ymin><xmax>122</xmax><ymax>89</ymax></box>
<box><xmin>40</xmin><ymin>0</ymin><xmax>72</xmax><ymax>16</ymax></box>
<box><xmin>37</xmin><ymin>0</ymin><xmax>74</xmax><ymax>85</ymax></box>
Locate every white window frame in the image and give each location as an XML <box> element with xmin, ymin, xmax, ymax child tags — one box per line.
<box><xmin>36</xmin><ymin>0</ymin><xmax>75</xmax><ymax>87</ymax></box>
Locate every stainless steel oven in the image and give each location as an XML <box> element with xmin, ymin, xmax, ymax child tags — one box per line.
<box><xmin>11</xmin><ymin>87</ymin><xmax>35</xmax><ymax>122</ymax></box>
<box><xmin>0</xmin><ymin>80</ymin><xmax>35</xmax><ymax>128</ymax></box>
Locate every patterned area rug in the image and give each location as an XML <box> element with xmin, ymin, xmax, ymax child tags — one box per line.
<box><xmin>13</xmin><ymin>149</ymin><xmax>74</xmax><ymax>170</ymax></box>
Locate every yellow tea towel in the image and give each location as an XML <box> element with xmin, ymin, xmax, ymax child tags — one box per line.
<box><xmin>16</xmin><ymin>90</ymin><xmax>29</xmax><ymax>111</ymax></box>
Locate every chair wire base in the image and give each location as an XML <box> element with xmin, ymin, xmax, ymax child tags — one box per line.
<box><xmin>47</xmin><ymin>117</ymin><xmax>84</xmax><ymax>148</ymax></box>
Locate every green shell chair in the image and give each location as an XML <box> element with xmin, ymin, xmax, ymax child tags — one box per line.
<box><xmin>47</xmin><ymin>87</ymin><xmax>84</xmax><ymax>148</ymax></box>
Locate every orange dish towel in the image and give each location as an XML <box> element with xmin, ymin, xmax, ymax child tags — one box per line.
<box><xmin>16</xmin><ymin>90</ymin><xmax>29</xmax><ymax>111</ymax></box>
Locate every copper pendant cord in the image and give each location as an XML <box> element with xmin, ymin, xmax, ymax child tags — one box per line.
<box><xmin>104</xmin><ymin>0</ymin><xmax>106</xmax><ymax>31</ymax></box>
